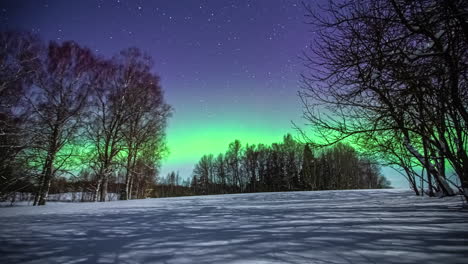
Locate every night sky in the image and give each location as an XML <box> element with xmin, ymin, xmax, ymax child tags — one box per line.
<box><xmin>0</xmin><ymin>0</ymin><xmax>405</xmax><ymax>187</ymax></box>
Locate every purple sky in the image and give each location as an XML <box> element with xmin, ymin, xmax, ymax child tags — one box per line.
<box><xmin>1</xmin><ymin>0</ymin><xmax>407</xmax><ymax>188</ymax></box>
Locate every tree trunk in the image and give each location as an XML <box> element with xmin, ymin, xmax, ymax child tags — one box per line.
<box><xmin>33</xmin><ymin>176</ymin><xmax>44</xmax><ymax>206</ymax></box>
<box><xmin>122</xmin><ymin>152</ymin><xmax>132</xmax><ymax>200</ymax></box>
<box><xmin>460</xmin><ymin>158</ymin><xmax>468</xmax><ymax>202</ymax></box>
<box><xmin>100</xmin><ymin>175</ymin><xmax>108</xmax><ymax>202</ymax></box>
<box><xmin>404</xmin><ymin>139</ymin><xmax>454</xmax><ymax>196</ymax></box>
<box><xmin>121</xmin><ymin>172</ymin><xmax>130</xmax><ymax>200</ymax></box>
<box><xmin>128</xmin><ymin>174</ymin><xmax>134</xmax><ymax>200</ymax></box>
<box><xmin>37</xmin><ymin>155</ymin><xmax>55</xmax><ymax>206</ymax></box>
<box><xmin>403</xmin><ymin>167</ymin><xmax>420</xmax><ymax>196</ymax></box>
<box><xmin>37</xmin><ymin>176</ymin><xmax>52</xmax><ymax>206</ymax></box>
<box><xmin>92</xmin><ymin>176</ymin><xmax>101</xmax><ymax>202</ymax></box>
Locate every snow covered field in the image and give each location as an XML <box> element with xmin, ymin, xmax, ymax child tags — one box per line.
<box><xmin>0</xmin><ymin>189</ymin><xmax>467</xmax><ymax>264</ymax></box>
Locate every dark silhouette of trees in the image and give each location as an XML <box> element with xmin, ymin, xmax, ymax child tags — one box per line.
<box><xmin>0</xmin><ymin>31</ymin><xmax>171</xmax><ymax>204</ymax></box>
<box><xmin>243</xmin><ymin>144</ymin><xmax>259</xmax><ymax>192</ymax></box>
<box><xmin>226</xmin><ymin>139</ymin><xmax>242</xmax><ymax>192</ymax></box>
<box><xmin>85</xmin><ymin>58</ymin><xmax>128</xmax><ymax>202</ymax></box>
<box><xmin>150</xmin><ymin>171</ymin><xmax>192</xmax><ymax>198</ymax></box>
<box><xmin>117</xmin><ymin>48</ymin><xmax>171</xmax><ymax>200</ymax></box>
<box><xmin>190</xmin><ymin>135</ymin><xmax>390</xmax><ymax>195</ymax></box>
<box><xmin>0</xmin><ymin>31</ymin><xmax>41</xmax><ymax>106</ymax></box>
<box><xmin>300</xmin><ymin>144</ymin><xmax>315</xmax><ymax>190</ymax></box>
<box><xmin>214</xmin><ymin>153</ymin><xmax>227</xmax><ymax>193</ymax></box>
<box><xmin>28</xmin><ymin>41</ymin><xmax>96</xmax><ymax>205</ymax></box>
<box><xmin>0</xmin><ymin>32</ymin><xmax>42</xmax><ymax>201</ymax></box>
<box><xmin>84</xmin><ymin>48</ymin><xmax>170</xmax><ymax>202</ymax></box>
<box><xmin>193</xmin><ymin>154</ymin><xmax>214</xmax><ymax>195</ymax></box>
<box><xmin>299</xmin><ymin>0</ymin><xmax>467</xmax><ymax>200</ymax></box>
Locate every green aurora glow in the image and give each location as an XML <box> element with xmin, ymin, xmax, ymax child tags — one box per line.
<box><xmin>161</xmin><ymin>106</ymin><xmax>304</xmax><ymax>177</ymax></box>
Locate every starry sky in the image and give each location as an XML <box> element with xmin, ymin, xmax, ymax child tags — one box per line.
<box><xmin>0</xmin><ymin>0</ymin><xmax>406</xmax><ymax>188</ymax></box>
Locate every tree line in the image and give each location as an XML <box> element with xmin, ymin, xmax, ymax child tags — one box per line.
<box><xmin>187</xmin><ymin>134</ymin><xmax>390</xmax><ymax>196</ymax></box>
<box><xmin>299</xmin><ymin>0</ymin><xmax>467</xmax><ymax>200</ymax></box>
<box><xmin>0</xmin><ymin>31</ymin><xmax>171</xmax><ymax>205</ymax></box>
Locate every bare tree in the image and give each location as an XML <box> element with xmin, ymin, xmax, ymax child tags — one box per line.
<box><xmin>243</xmin><ymin>144</ymin><xmax>259</xmax><ymax>192</ymax></box>
<box><xmin>27</xmin><ymin>41</ymin><xmax>96</xmax><ymax>205</ymax></box>
<box><xmin>0</xmin><ymin>31</ymin><xmax>42</xmax><ymax>200</ymax></box>
<box><xmin>299</xmin><ymin>0</ymin><xmax>467</xmax><ymax>199</ymax></box>
<box><xmin>86</xmin><ymin>48</ymin><xmax>170</xmax><ymax>202</ymax></box>
<box><xmin>193</xmin><ymin>154</ymin><xmax>214</xmax><ymax>195</ymax></box>
<box><xmin>0</xmin><ymin>31</ymin><xmax>41</xmax><ymax>107</ymax></box>
<box><xmin>214</xmin><ymin>153</ymin><xmax>227</xmax><ymax>193</ymax></box>
<box><xmin>226</xmin><ymin>140</ymin><xmax>243</xmax><ymax>192</ymax></box>
<box><xmin>85</xmin><ymin>59</ymin><xmax>127</xmax><ymax>202</ymax></box>
<box><xmin>119</xmin><ymin>48</ymin><xmax>171</xmax><ymax>200</ymax></box>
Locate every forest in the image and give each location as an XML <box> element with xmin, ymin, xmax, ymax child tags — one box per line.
<box><xmin>186</xmin><ymin>135</ymin><xmax>390</xmax><ymax>196</ymax></box>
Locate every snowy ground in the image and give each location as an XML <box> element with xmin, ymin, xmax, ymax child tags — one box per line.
<box><xmin>0</xmin><ymin>189</ymin><xmax>467</xmax><ymax>264</ymax></box>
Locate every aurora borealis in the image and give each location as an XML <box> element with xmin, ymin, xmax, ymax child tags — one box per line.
<box><xmin>0</xmin><ymin>0</ymin><xmax>405</xmax><ymax>187</ymax></box>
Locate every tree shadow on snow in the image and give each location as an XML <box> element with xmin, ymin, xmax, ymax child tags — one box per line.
<box><xmin>0</xmin><ymin>190</ymin><xmax>467</xmax><ymax>264</ymax></box>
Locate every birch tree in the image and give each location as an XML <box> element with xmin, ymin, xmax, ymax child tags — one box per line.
<box><xmin>29</xmin><ymin>41</ymin><xmax>96</xmax><ymax>205</ymax></box>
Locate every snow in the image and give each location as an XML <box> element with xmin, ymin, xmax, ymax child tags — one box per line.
<box><xmin>1</xmin><ymin>192</ymin><xmax>119</xmax><ymax>205</ymax></box>
<box><xmin>0</xmin><ymin>189</ymin><xmax>467</xmax><ymax>264</ymax></box>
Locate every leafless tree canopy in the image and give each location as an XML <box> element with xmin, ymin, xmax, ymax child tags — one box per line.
<box><xmin>0</xmin><ymin>33</ymin><xmax>171</xmax><ymax>204</ymax></box>
<box><xmin>299</xmin><ymin>0</ymin><xmax>467</xmax><ymax>199</ymax></box>
<box><xmin>189</xmin><ymin>135</ymin><xmax>390</xmax><ymax>195</ymax></box>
